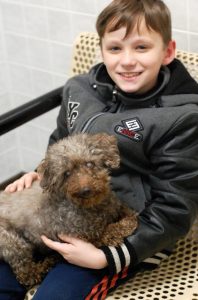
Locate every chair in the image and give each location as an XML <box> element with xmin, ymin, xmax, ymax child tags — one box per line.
<box><xmin>22</xmin><ymin>32</ymin><xmax>198</xmax><ymax>299</ymax></box>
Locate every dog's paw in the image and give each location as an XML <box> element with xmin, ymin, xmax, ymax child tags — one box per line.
<box><xmin>101</xmin><ymin>215</ymin><xmax>138</xmax><ymax>247</ymax></box>
<box><xmin>15</xmin><ymin>256</ymin><xmax>60</xmax><ymax>288</ymax></box>
<box><xmin>16</xmin><ymin>269</ymin><xmax>42</xmax><ymax>288</ymax></box>
<box><xmin>101</xmin><ymin>235</ymin><xmax>124</xmax><ymax>247</ymax></box>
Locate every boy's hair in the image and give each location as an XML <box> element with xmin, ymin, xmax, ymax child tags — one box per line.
<box><xmin>96</xmin><ymin>0</ymin><xmax>172</xmax><ymax>46</ymax></box>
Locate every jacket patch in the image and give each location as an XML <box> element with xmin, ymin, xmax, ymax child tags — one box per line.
<box><xmin>115</xmin><ymin>118</ymin><xmax>143</xmax><ymax>142</ymax></box>
<box><xmin>67</xmin><ymin>97</ymin><xmax>80</xmax><ymax>129</ymax></box>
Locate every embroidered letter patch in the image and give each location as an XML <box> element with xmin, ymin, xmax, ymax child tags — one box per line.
<box><xmin>67</xmin><ymin>97</ymin><xmax>80</xmax><ymax>129</ymax></box>
<box><xmin>115</xmin><ymin>118</ymin><xmax>143</xmax><ymax>142</ymax></box>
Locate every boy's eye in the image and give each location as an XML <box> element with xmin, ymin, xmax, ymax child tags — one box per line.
<box><xmin>109</xmin><ymin>46</ymin><xmax>120</xmax><ymax>52</ymax></box>
<box><xmin>136</xmin><ymin>45</ymin><xmax>147</xmax><ymax>51</ymax></box>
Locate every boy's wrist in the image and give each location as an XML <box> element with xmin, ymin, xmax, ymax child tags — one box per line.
<box><xmin>94</xmin><ymin>249</ymin><xmax>108</xmax><ymax>269</ymax></box>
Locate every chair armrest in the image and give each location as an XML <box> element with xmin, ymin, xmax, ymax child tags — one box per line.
<box><xmin>0</xmin><ymin>86</ymin><xmax>63</xmax><ymax>136</ymax></box>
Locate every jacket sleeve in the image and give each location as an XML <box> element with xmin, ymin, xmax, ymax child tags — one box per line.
<box><xmin>102</xmin><ymin>111</ymin><xmax>198</xmax><ymax>276</ymax></box>
<box><xmin>48</xmin><ymin>83</ymin><xmax>70</xmax><ymax>146</ymax></box>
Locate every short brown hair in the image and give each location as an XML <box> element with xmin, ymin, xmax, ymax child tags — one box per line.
<box><xmin>96</xmin><ymin>0</ymin><xmax>172</xmax><ymax>46</ymax></box>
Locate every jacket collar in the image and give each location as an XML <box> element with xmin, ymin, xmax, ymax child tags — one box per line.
<box><xmin>89</xmin><ymin>62</ymin><xmax>170</xmax><ymax>107</ymax></box>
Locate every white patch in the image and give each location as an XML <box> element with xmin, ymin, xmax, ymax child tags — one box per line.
<box><xmin>115</xmin><ymin>118</ymin><xmax>143</xmax><ymax>142</ymax></box>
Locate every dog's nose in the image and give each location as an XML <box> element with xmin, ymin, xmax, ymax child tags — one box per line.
<box><xmin>78</xmin><ymin>187</ymin><xmax>91</xmax><ymax>198</ymax></box>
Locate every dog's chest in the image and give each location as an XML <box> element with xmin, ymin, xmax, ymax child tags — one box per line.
<box><xmin>45</xmin><ymin>203</ymin><xmax>112</xmax><ymax>242</ymax></box>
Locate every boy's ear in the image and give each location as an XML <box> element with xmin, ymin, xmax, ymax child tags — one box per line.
<box><xmin>162</xmin><ymin>40</ymin><xmax>176</xmax><ymax>66</ymax></box>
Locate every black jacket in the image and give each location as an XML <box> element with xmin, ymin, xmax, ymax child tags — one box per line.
<box><xmin>49</xmin><ymin>59</ymin><xmax>198</xmax><ymax>275</ymax></box>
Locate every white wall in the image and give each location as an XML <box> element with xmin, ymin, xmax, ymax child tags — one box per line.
<box><xmin>0</xmin><ymin>0</ymin><xmax>198</xmax><ymax>182</ymax></box>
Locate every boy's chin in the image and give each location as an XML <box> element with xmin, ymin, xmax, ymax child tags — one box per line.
<box><xmin>117</xmin><ymin>84</ymin><xmax>140</xmax><ymax>94</ymax></box>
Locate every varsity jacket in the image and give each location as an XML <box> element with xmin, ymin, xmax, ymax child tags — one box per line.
<box><xmin>49</xmin><ymin>59</ymin><xmax>198</xmax><ymax>276</ymax></box>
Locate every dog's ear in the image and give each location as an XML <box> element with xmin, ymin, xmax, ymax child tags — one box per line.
<box><xmin>90</xmin><ymin>133</ymin><xmax>120</xmax><ymax>169</ymax></box>
<box><xmin>37</xmin><ymin>158</ymin><xmax>57</xmax><ymax>193</ymax></box>
<box><xmin>37</xmin><ymin>159</ymin><xmax>50</xmax><ymax>190</ymax></box>
<box><xmin>36</xmin><ymin>159</ymin><xmax>45</xmax><ymax>177</ymax></box>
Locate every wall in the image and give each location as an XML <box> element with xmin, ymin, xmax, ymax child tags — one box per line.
<box><xmin>165</xmin><ymin>0</ymin><xmax>198</xmax><ymax>52</ymax></box>
<box><xmin>0</xmin><ymin>0</ymin><xmax>198</xmax><ymax>182</ymax></box>
<box><xmin>0</xmin><ymin>2</ymin><xmax>20</xmax><ymax>181</ymax></box>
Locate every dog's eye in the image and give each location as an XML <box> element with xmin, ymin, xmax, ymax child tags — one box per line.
<box><xmin>86</xmin><ymin>162</ymin><xmax>94</xmax><ymax>168</ymax></box>
<box><xmin>64</xmin><ymin>171</ymin><xmax>71</xmax><ymax>178</ymax></box>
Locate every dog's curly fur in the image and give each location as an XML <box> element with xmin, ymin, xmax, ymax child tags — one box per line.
<box><xmin>0</xmin><ymin>133</ymin><xmax>137</xmax><ymax>288</ymax></box>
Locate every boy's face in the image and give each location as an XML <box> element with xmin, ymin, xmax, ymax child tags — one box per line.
<box><xmin>101</xmin><ymin>19</ymin><xmax>175</xmax><ymax>94</ymax></box>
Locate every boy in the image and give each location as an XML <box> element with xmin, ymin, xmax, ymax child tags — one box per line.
<box><xmin>2</xmin><ymin>0</ymin><xmax>198</xmax><ymax>299</ymax></box>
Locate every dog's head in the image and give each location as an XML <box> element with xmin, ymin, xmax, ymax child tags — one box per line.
<box><xmin>37</xmin><ymin>133</ymin><xmax>120</xmax><ymax>206</ymax></box>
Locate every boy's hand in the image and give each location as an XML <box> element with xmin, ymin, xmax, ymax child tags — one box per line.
<box><xmin>4</xmin><ymin>171</ymin><xmax>40</xmax><ymax>193</ymax></box>
<box><xmin>41</xmin><ymin>235</ymin><xmax>108</xmax><ymax>269</ymax></box>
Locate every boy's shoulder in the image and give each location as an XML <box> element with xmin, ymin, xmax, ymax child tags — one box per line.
<box><xmin>165</xmin><ymin>58</ymin><xmax>198</xmax><ymax>95</ymax></box>
<box><xmin>63</xmin><ymin>72</ymin><xmax>90</xmax><ymax>92</ymax></box>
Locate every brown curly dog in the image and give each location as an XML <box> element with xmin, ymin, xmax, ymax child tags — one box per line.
<box><xmin>0</xmin><ymin>133</ymin><xmax>137</xmax><ymax>288</ymax></box>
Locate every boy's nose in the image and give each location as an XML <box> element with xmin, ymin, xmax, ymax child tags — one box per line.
<box><xmin>121</xmin><ymin>51</ymin><xmax>136</xmax><ymax>67</ymax></box>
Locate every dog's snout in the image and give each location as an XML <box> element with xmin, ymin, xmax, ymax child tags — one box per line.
<box><xmin>77</xmin><ymin>187</ymin><xmax>92</xmax><ymax>198</ymax></box>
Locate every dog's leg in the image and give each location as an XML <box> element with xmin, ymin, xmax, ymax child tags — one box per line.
<box><xmin>100</xmin><ymin>208</ymin><xmax>138</xmax><ymax>247</ymax></box>
<box><xmin>0</xmin><ymin>224</ymin><xmax>58</xmax><ymax>288</ymax></box>
<box><xmin>14</xmin><ymin>255</ymin><xmax>59</xmax><ymax>288</ymax></box>
<box><xmin>16</xmin><ymin>255</ymin><xmax>59</xmax><ymax>288</ymax></box>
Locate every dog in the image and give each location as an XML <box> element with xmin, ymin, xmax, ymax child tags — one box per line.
<box><xmin>0</xmin><ymin>133</ymin><xmax>137</xmax><ymax>288</ymax></box>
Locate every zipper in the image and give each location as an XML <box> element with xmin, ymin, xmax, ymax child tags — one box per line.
<box><xmin>81</xmin><ymin>87</ymin><xmax>120</xmax><ymax>133</ymax></box>
<box><xmin>81</xmin><ymin>113</ymin><xmax>105</xmax><ymax>133</ymax></box>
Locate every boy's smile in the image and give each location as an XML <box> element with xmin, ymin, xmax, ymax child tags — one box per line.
<box><xmin>101</xmin><ymin>19</ymin><xmax>175</xmax><ymax>94</ymax></box>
